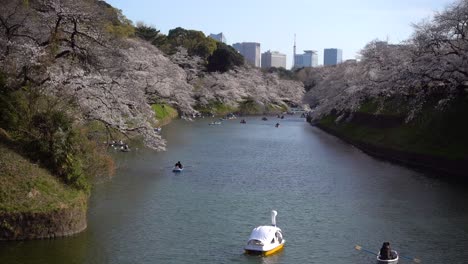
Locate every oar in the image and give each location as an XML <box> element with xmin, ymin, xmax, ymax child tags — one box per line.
<box><xmin>400</xmin><ymin>254</ymin><xmax>422</xmax><ymax>263</ymax></box>
<box><xmin>354</xmin><ymin>245</ymin><xmax>377</xmax><ymax>256</ymax></box>
<box><xmin>355</xmin><ymin>245</ymin><xmax>421</xmax><ymax>263</ymax></box>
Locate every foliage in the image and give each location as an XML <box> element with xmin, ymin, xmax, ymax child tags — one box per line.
<box><xmin>105</xmin><ymin>8</ymin><xmax>135</xmax><ymax>38</ymax></box>
<box><xmin>135</xmin><ymin>22</ymin><xmax>160</xmax><ymax>42</ymax></box>
<box><xmin>0</xmin><ymin>0</ymin><xmax>182</xmax><ymax>150</ymax></box>
<box><xmin>303</xmin><ymin>0</ymin><xmax>468</xmax><ymax>122</ymax></box>
<box><xmin>0</xmin><ymin>143</ymin><xmax>87</xmax><ymax>213</ymax></box>
<box><xmin>238</xmin><ymin>98</ymin><xmax>263</xmax><ymax>114</ymax></box>
<box><xmin>151</xmin><ymin>104</ymin><xmax>178</xmax><ymax>125</ymax></box>
<box><xmin>134</xmin><ymin>22</ymin><xmax>171</xmax><ymax>53</ymax></box>
<box><xmin>139</xmin><ymin>26</ymin><xmax>218</xmax><ymax>59</ymax></box>
<box><xmin>193</xmin><ymin>66</ymin><xmax>304</xmax><ymax>110</ymax></box>
<box><xmin>319</xmin><ymin>96</ymin><xmax>468</xmax><ymax>159</ymax></box>
<box><xmin>207</xmin><ymin>42</ymin><xmax>244</xmax><ymax>72</ymax></box>
<box><xmin>167</xmin><ymin>27</ymin><xmax>217</xmax><ymax>59</ymax></box>
<box><xmin>263</xmin><ymin>67</ymin><xmax>297</xmax><ymax>80</ymax></box>
<box><xmin>194</xmin><ymin>100</ymin><xmax>237</xmax><ymax>115</ymax></box>
<box><xmin>0</xmin><ymin>79</ymin><xmax>113</xmax><ymax>192</ymax></box>
<box><xmin>0</xmin><ymin>0</ymin><xmax>304</xmax><ymax>153</ymax></box>
<box><xmin>136</xmin><ymin>25</ymin><xmax>242</xmax><ymax>71</ymax></box>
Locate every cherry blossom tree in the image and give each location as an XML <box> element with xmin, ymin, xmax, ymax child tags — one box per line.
<box><xmin>303</xmin><ymin>0</ymin><xmax>468</xmax><ymax>123</ymax></box>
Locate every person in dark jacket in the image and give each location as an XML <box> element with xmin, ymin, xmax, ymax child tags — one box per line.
<box><xmin>175</xmin><ymin>161</ymin><xmax>183</xmax><ymax>169</ymax></box>
<box><xmin>379</xmin><ymin>242</ymin><xmax>391</xmax><ymax>260</ymax></box>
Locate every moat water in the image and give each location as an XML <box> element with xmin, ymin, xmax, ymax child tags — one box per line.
<box><xmin>2</xmin><ymin>116</ymin><xmax>468</xmax><ymax>264</ymax></box>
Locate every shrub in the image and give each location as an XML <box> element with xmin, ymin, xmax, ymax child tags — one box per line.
<box><xmin>207</xmin><ymin>42</ymin><xmax>244</xmax><ymax>72</ymax></box>
<box><xmin>0</xmin><ymin>78</ymin><xmax>113</xmax><ymax>192</ymax></box>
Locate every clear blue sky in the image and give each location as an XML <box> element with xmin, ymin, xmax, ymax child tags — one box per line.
<box><xmin>106</xmin><ymin>0</ymin><xmax>454</xmax><ymax>68</ymax></box>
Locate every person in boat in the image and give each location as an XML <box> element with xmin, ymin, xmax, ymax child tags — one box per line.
<box><xmin>379</xmin><ymin>242</ymin><xmax>392</xmax><ymax>260</ymax></box>
<box><xmin>275</xmin><ymin>123</ymin><xmax>280</xmax><ymax>127</ymax></box>
<box><xmin>175</xmin><ymin>161</ymin><xmax>183</xmax><ymax>169</ymax></box>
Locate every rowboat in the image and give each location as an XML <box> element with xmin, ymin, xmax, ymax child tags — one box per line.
<box><xmin>172</xmin><ymin>167</ymin><xmax>183</xmax><ymax>172</ymax></box>
<box><xmin>377</xmin><ymin>250</ymin><xmax>399</xmax><ymax>263</ymax></box>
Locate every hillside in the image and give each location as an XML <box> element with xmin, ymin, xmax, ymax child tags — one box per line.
<box><xmin>0</xmin><ymin>143</ymin><xmax>87</xmax><ymax>240</ymax></box>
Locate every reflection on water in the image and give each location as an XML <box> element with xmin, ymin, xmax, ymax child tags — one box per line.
<box><xmin>1</xmin><ymin>117</ymin><xmax>468</xmax><ymax>264</ymax></box>
<box><xmin>241</xmin><ymin>250</ymin><xmax>285</xmax><ymax>264</ymax></box>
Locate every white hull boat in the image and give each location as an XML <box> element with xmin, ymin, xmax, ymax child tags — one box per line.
<box><xmin>172</xmin><ymin>167</ymin><xmax>183</xmax><ymax>172</ymax></box>
<box><xmin>244</xmin><ymin>210</ymin><xmax>285</xmax><ymax>256</ymax></box>
<box><xmin>377</xmin><ymin>250</ymin><xmax>399</xmax><ymax>264</ymax></box>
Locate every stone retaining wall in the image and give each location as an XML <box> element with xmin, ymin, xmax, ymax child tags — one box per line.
<box><xmin>0</xmin><ymin>206</ymin><xmax>87</xmax><ymax>240</ymax></box>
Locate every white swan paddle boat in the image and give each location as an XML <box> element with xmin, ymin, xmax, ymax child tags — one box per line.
<box><xmin>377</xmin><ymin>250</ymin><xmax>399</xmax><ymax>264</ymax></box>
<box><xmin>244</xmin><ymin>210</ymin><xmax>285</xmax><ymax>256</ymax></box>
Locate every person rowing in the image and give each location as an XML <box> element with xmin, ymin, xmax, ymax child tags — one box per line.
<box><xmin>175</xmin><ymin>161</ymin><xmax>183</xmax><ymax>169</ymax></box>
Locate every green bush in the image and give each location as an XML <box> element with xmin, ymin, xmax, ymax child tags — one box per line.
<box><xmin>0</xmin><ymin>78</ymin><xmax>113</xmax><ymax>192</ymax></box>
<box><xmin>167</xmin><ymin>27</ymin><xmax>217</xmax><ymax>58</ymax></box>
<box><xmin>207</xmin><ymin>42</ymin><xmax>244</xmax><ymax>72</ymax></box>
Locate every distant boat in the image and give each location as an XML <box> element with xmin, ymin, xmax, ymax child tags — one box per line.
<box><xmin>261</xmin><ymin>117</ymin><xmax>268</xmax><ymax>121</ymax></box>
<box><xmin>120</xmin><ymin>145</ymin><xmax>130</xmax><ymax>152</ymax></box>
<box><xmin>244</xmin><ymin>210</ymin><xmax>285</xmax><ymax>256</ymax></box>
<box><xmin>209</xmin><ymin>121</ymin><xmax>221</xmax><ymax>125</ymax></box>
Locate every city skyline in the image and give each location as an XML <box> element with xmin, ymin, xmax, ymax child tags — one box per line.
<box><xmin>106</xmin><ymin>0</ymin><xmax>454</xmax><ymax>68</ymax></box>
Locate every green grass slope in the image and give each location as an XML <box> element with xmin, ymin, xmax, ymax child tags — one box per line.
<box><xmin>0</xmin><ymin>144</ymin><xmax>86</xmax><ymax>213</ymax></box>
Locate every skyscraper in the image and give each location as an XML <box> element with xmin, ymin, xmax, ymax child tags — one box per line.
<box><xmin>294</xmin><ymin>50</ymin><xmax>318</xmax><ymax>68</ymax></box>
<box><xmin>261</xmin><ymin>50</ymin><xmax>287</xmax><ymax>69</ymax></box>
<box><xmin>324</xmin><ymin>48</ymin><xmax>343</xmax><ymax>66</ymax></box>
<box><xmin>232</xmin><ymin>42</ymin><xmax>261</xmax><ymax>67</ymax></box>
<box><xmin>209</xmin><ymin>33</ymin><xmax>226</xmax><ymax>43</ymax></box>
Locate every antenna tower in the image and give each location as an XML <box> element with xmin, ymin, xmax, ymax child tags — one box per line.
<box><xmin>293</xmin><ymin>34</ymin><xmax>297</xmax><ymax>69</ymax></box>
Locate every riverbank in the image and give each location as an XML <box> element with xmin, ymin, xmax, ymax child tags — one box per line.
<box><xmin>0</xmin><ymin>144</ymin><xmax>87</xmax><ymax>240</ymax></box>
<box><xmin>152</xmin><ymin>104</ymin><xmax>179</xmax><ymax>126</ymax></box>
<box><xmin>310</xmin><ymin>99</ymin><xmax>468</xmax><ymax>180</ymax></box>
<box><xmin>195</xmin><ymin>99</ymin><xmax>289</xmax><ymax>116</ymax></box>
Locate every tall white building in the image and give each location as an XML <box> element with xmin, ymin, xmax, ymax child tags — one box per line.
<box><xmin>232</xmin><ymin>42</ymin><xmax>261</xmax><ymax>67</ymax></box>
<box><xmin>261</xmin><ymin>50</ymin><xmax>287</xmax><ymax>69</ymax></box>
<box><xmin>294</xmin><ymin>50</ymin><xmax>318</xmax><ymax>68</ymax></box>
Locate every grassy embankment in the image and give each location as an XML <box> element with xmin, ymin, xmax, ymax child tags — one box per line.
<box><xmin>195</xmin><ymin>99</ymin><xmax>289</xmax><ymax>116</ymax></box>
<box><xmin>316</xmin><ymin>96</ymin><xmax>468</xmax><ymax>176</ymax></box>
<box><xmin>151</xmin><ymin>104</ymin><xmax>179</xmax><ymax>126</ymax></box>
<box><xmin>0</xmin><ymin>144</ymin><xmax>86</xmax><ymax>213</ymax></box>
<box><xmin>0</xmin><ymin>142</ymin><xmax>88</xmax><ymax>240</ymax></box>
